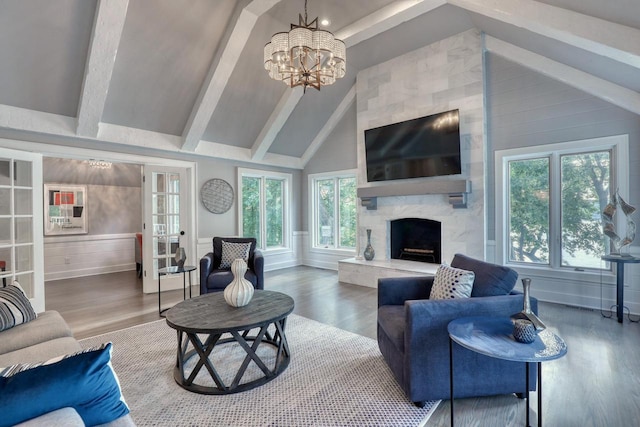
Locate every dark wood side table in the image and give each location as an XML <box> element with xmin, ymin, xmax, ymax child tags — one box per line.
<box><xmin>165</xmin><ymin>290</ymin><xmax>294</xmax><ymax>394</ymax></box>
<box><xmin>601</xmin><ymin>255</ymin><xmax>640</xmax><ymax>323</ymax></box>
<box><xmin>158</xmin><ymin>265</ymin><xmax>196</xmax><ymax>316</ymax></box>
<box><xmin>448</xmin><ymin>317</ymin><xmax>567</xmax><ymax>427</ymax></box>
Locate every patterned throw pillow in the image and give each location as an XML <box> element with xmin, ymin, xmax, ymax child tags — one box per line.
<box><xmin>0</xmin><ymin>343</ymin><xmax>130</xmax><ymax>426</ymax></box>
<box><xmin>429</xmin><ymin>264</ymin><xmax>475</xmax><ymax>300</ymax></box>
<box><xmin>0</xmin><ymin>282</ymin><xmax>37</xmax><ymax>332</ymax></box>
<box><xmin>220</xmin><ymin>241</ymin><xmax>251</xmax><ymax>269</ymax></box>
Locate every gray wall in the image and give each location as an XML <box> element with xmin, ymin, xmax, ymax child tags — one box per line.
<box><xmin>43</xmin><ymin>158</ymin><xmax>142</xmax><ymax>235</ymax></box>
<box><xmin>485</xmin><ymin>53</ymin><xmax>640</xmax><ymax>241</ymax></box>
<box><xmin>197</xmin><ymin>158</ymin><xmax>302</xmax><ymax>239</ymax></box>
<box><xmin>301</xmin><ymin>102</ymin><xmax>358</xmax><ymax>231</ymax></box>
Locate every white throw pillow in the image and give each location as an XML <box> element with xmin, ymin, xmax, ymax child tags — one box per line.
<box><xmin>219</xmin><ymin>241</ymin><xmax>251</xmax><ymax>270</ymax></box>
<box><xmin>429</xmin><ymin>264</ymin><xmax>475</xmax><ymax>300</ymax></box>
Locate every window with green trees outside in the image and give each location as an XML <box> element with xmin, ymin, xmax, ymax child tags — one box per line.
<box><xmin>311</xmin><ymin>172</ymin><xmax>356</xmax><ymax>250</ymax></box>
<box><xmin>240</xmin><ymin>169</ymin><xmax>290</xmax><ymax>250</ymax></box>
<box><xmin>505</xmin><ymin>146</ymin><xmax>616</xmax><ymax>270</ymax></box>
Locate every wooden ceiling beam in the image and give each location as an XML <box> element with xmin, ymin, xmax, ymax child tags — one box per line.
<box><xmin>485</xmin><ymin>36</ymin><xmax>640</xmax><ymax>115</ymax></box>
<box><xmin>450</xmin><ymin>0</ymin><xmax>640</xmax><ymax>69</ymax></box>
<box><xmin>180</xmin><ymin>0</ymin><xmax>282</xmax><ymax>152</ymax></box>
<box><xmin>76</xmin><ymin>0</ymin><xmax>129</xmax><ymax>138</ymax></box>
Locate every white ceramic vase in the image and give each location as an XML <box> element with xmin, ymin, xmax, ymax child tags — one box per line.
<box><xmin>223</xmin><ymin>258</ymin><xmax>254</xmax><ymax>307</ymax></box>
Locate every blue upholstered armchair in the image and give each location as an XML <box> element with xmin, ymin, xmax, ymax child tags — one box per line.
<box><xmin>200</xmin><ymin>237</ymin><xmax>264</xmax><ymax>295</ymax></box>
<box><xmin>377</xmin><ymin>254</ymin><xmax>538</xmax><ymax>406</ymax></box>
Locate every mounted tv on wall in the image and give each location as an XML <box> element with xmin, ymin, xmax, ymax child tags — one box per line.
<box><xmin>364</xmin><ymin>109</ymin><xmax>461</xmax><ymax>182</ymax></box>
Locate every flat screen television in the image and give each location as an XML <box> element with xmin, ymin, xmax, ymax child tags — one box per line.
<box><xmin>364</xmin><ymin>109</ymin><xmax>461</xmax><ymax>182</ymax></box>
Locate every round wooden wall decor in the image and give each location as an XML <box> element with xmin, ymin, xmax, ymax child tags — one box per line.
<box><xmin>200</xmin><ymin>178</ymin><xmax>234</xmax><ymax>214</ymax></box>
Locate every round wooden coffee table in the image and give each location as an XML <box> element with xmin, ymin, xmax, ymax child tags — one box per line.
<box><xmin>165</xmin><ymin>290</ymin><xmax>294</xmax><ymax>394</ymax></box>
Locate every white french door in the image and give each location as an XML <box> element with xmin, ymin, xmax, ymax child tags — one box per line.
<box><xmin>142</xmin><ymin>166</ymin><xmax>191</xmax><ymax>294</ymax></box>
<box><xmin>0</xmin><ymin>147</ymin><xmax>44</xmax><ymax>312</ymax></box>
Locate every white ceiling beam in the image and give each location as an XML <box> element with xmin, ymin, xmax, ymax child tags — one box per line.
<box><xmin>250</xmin><ymin>0</ymin><xmax>447</xmax><ymax>162</ymax></box>
<box><xmin>485</xmin><ymin>36</ymin><xmax>640</xmax><ymax>115</ymax></box>
<box><xmin>250</xmin><ymin>88</ymin><xmax>304</xmax><ymax>161</ymax></box>
<box><xmin>337</xmin><ymin>0</ymin><xmax>447</xmax><ymax>48</ymax></box>
<box><xmin>0</xmin><ymin>104</ymin><xmax>77</xmax><ymax>136</ymax></box>
<box><xmin>300</xmin><ymin>85</ymin><xmax>356</xmax><ymax>167</ymax></box>
<box><xmin>0</xmin><ymin>103</ymin><xmax>300</xmax><ymax>169</ymax></box>
<box><xmin>180</xmin><ymin>0</ymin><xmax>282</xmax><ymax>152</ymax></box>
<box><xmin>98</xmin><ymin>123</ymin><xmax>183</xmax><ymax>151</ymax></box>
<box><xmin>449</xmin><ymin>0</ymin><xmax>640</xmax><ymax>69</ymax></box>
<box><xmin>196</xmin><ymin>140</ymin><xmax>303</xmax><ymax>169</ymax></box>
<box><xmin>76</xmin><ymin>0</ymin><xmax>129</xmax><ymax>137</ymax></box>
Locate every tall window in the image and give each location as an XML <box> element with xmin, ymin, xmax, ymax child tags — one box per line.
<box><xmin>238</xmin><ymin>168</ymin><xmax>291</xmax><ymax>250</ymax></box>
<box><xmin>310</xmin><ymin>171</ymin><xmax>356</xmax><ymax>250</ymax></box>
<box><xmin>496</xmin><ymin>136</ymin><xmax>628</xmax><ymax>271</ymax></box>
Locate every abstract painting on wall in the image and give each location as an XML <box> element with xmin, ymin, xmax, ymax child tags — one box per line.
<box><xmin>44</xmin><ymin>184</ymin><xmax>88</xmax><ymax>235</ymax></box>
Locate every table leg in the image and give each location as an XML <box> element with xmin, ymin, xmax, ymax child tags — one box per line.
<box><xmin>183</xmin><ymin>271</ymin><xmax>186</xmax><ymax>301</ymax></box>
<box><xmin>188</xmin><ymin>271</ymin><xmax>192</xmax><ymax>298</ymax></box>
<box><xmin>538</xmin><ymin>362</ymin><xmax>542</xmax><ymax>427</ymax></box>
<box><xmin>526</xmin><ymin>362</ymin><xmax>530</xmax><ymax>427</ymax></box>
<box><xmin>158</xmin><ymin>273</ymin><xmax>162</xmax><ymax>316</ymax></box>
<box><xmin>616</xmin><ymin>262</ymin><xmax>624</xmax><ymax>323</ymax></box>
<box><xmin>449</xmin><ymin>337</ymin><xmax>454</xmax><ymax>427</ymax></box>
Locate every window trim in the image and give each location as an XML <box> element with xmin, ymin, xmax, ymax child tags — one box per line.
<box><xmin>237</xmin><ymin>167</ymin><xmax>292</xmax><ymax>252</ymax></box>
<box><xmin>308</xmin><ymin>169</ymin><xmax>357</xmax><ymax>255</ymax></box>
<box><xmin>495</xmin><ymin>135</ymin><xmax>629</xmax><ymax>279</ymax></box>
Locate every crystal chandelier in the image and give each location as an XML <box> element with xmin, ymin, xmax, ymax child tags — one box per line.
<box><xmin>263</xmin><ymin>0</ymin><xmax>346</xmax><ymax>92</ymax></box>
<box><xmin>87</xmin><ymin>160</ymin><xmax>112</xmax><ymax>169</ymax></box>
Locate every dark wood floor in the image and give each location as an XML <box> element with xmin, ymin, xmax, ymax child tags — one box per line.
<box><xmin>46</xmin><ymin>266</ymin><xmax>640</xmax><ymax>427</ymax></box>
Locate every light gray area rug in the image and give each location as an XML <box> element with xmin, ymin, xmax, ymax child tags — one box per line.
<box><xmin>80</xmin><ymin>314</ymin><xmax>439</xmax><ymax>427</ymax></box>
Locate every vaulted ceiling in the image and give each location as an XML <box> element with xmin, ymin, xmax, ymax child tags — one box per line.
<box><xmin>0</xmin><ymin>0</ymin><xmax>638</xmax><ymax>169</ymax></box>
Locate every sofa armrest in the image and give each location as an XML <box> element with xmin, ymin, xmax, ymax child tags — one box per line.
<box><xmin>405</xmin><ymin>294</ymin><xmax>537</xmax><ymax>360</ymax></box>
<box><xmin>199</xmin><ymin>253</ymin><xmax>214</xmax><ymax>294</ymax></box>
<box><xmin>252</xmin><ymin>249</ymin><xmax>264</xmax><ymax>290</ymax></box>
<box><xmin>378</xmin><ymin>276</ymin><xmax>434</xmax><ymax>308</ymax></box>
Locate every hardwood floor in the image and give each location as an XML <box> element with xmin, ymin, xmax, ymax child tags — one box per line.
<box><xmin>46</xmin><ymin>266</ymin><xmax>640</xmax><ymax>426</ymax></box>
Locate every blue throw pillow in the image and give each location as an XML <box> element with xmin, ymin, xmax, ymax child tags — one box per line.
<box><xmin>0</xmin><ymin>343</ymin><xmax>129</xmax><ymax>427</ymax></box>
<box><xmin>450</xmin><ymin>253</ymin><xmax>518</xmax><ymax>297</ymax></box>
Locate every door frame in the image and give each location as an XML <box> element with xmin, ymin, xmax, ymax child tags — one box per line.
<box><xmin>0</xmin><ymin>143</ymin><xmax>44</xmax><ymax>312</ymax></box>
<box><xmin>0</xmin><ymin>138</ymin><xmax>198</xmax><ymax>304</ymax></box>
<box><xmin>141</xmin><ymin>165</ymin><xmax>194</xmax><ymax>294</ymax></box>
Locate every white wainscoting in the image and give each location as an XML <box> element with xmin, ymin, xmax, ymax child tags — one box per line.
<box><xmin>497</xmin><ymin>243</ymin><xmax>640</xmax><ymax>316</ymax></box>
<box><xmin>44</xmin><ymin>233</ymin><xmax>136</xmax><ymax>281</ymax></box>
<box><xmin>300</xmin><ymin>232</ymin><xmax>357</xmax><ymax>271</ymax></box>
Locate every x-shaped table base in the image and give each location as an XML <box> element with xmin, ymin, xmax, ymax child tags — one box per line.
<box><xmin>173</xmin><ymin>318</ymin><xmax>290</xmax><ymax>394</ymax></box>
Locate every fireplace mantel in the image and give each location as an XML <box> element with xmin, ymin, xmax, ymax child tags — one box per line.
<box><xmin>357</xmin><ymin>179</ymin><xmax>471</xmax><ymax>209</ymax></box>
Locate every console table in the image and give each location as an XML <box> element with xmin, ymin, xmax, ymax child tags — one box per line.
<box><xmin>601</xmin><ymin>255</ymin><xmax>640</xmax><ymax>323</ymax></box>
<box><xmin>448</xmin><ymin>317</ymin><xmax>567</xmax><ymax>427</ymax></box>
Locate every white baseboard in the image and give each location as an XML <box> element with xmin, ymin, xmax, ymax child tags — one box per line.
<box><xmin>46</xmin><ymin>264</ymin><xmax>136</xmax><ymax>282</ymax></box>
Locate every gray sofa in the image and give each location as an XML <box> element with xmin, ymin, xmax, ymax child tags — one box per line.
<box><xmin>0</xmin><ymin>310</ymin><xmax>135</xmax><ymax>427</ymax></box>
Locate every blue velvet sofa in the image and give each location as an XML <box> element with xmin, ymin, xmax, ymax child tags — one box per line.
<box><xmin>200</xmin><ymin>237</ymin><xmax>264</xmax><ymax>295</ymax></box>
<box><xmin>377</xmin><ymin>254</ymin><xmax>538</xmax><ymax>406</ymax></box>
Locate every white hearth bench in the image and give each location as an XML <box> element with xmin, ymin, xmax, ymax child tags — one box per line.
<box><xmin>338</xmin><ymin>258</ymin><xmax>438</xmax><ymax>288</ymax></box>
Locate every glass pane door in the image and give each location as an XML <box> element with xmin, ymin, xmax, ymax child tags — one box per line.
<box><xmin>0</xmin><ymin>148</ymin><xmax>44</xmax><ymax>312</ymax></box>
<box><xmin>142</xmin><ymin>166</ymin><xmax>190</xmax><ymax>294</ymax></box>
<box><xmin>152</xmin><ymin>172</ymin><xmax>181</xmax><ymax>272</ymax></box>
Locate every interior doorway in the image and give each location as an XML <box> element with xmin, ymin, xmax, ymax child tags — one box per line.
<box><xmin>42</xmin><ymin>157</ymin><xmax>144</xmax><ymax>287</ymax></box>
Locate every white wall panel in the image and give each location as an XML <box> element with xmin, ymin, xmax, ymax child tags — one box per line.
<box><xmin>44</xmin><ymin>233</ymin><xmax>136</xmax><ymax>281</ymax></box>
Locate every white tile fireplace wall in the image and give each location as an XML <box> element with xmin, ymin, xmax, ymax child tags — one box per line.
<box><xmin>355</xmin><ymin>29</ymin><xmax>486</xmax><ymax>264</ymax></box>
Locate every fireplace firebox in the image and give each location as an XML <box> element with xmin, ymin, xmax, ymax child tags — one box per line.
<box><xmin>390</xmin><ymin>218</ymin><xmax>441</xmax><ymax>264</ymax></box>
